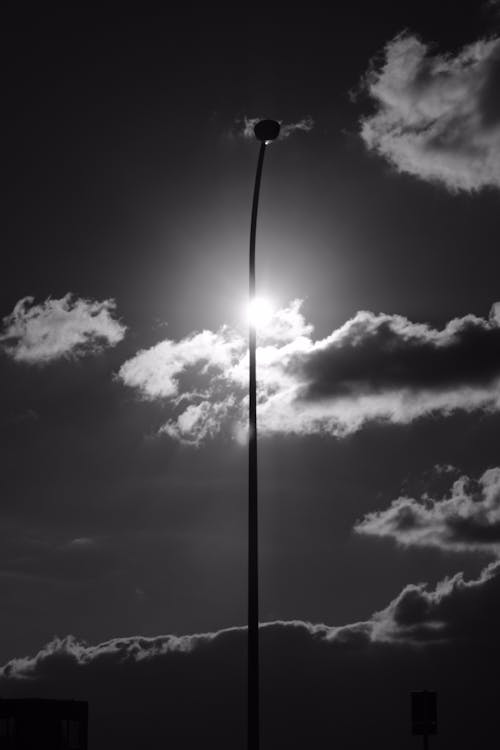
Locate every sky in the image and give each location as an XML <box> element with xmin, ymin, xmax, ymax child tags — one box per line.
<box><xmin>1</xmin><ymin>2</ymin><xmax>500</xmax><ymax>747</ymax></box>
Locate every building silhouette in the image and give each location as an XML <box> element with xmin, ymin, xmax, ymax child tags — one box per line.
<box><xmin>0</xmin><ymin>698</ymin><xmax>88</xmax><ymax>749</ymax></box>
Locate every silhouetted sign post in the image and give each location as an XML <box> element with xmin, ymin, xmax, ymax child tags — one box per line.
<box><xmin>411</xmin><ymin>691</ymin><xmax>437</xmax><ymax>750</ymax></box>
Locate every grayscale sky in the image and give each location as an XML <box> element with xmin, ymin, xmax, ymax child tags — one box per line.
<box><xmin>2</xmin><ymin>3</ymin><xmax>500</xmax><ymax>748</ymax></box>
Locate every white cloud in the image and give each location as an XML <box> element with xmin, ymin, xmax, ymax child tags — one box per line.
<box><xmin>239</xmin><ymin>116</ymin><xmax>314</xmax><ymax>140</ymax></box>
<box><xmin>360</xmin><ymin>33</ymin><xmax>500</xmax><ymax>191</ymax></box>
<box><xmin>118</xmin><ymin>328</ymin><xmax>240</xmax><ymax>400</ymax></box>
<box><xmin>118</xmin><ymin>300</ymin><xmax>314</xmax><ymax>444</ymax></box>
<box><xmin>355</xmin><ymin>467</ymin><xmax>500</xmax><ymax>555</ymax></box>
<box><xmin>279</xmin><ymin>116</ymin><xmax>315</xmax><ymax>139</ymax></box>
<box><xmin>118</xmin><ymin>301</ymin><xmax>500</xmax><ymax>444</ymax></box>
<box><xmin>0</xmin><ymin>294</ymin><xmax>126</xmax><ymax>364</ymax></box>
<box><xmin>160</xmin><ymin>396</ymin><xmax>239</xmax><ymax>446</ymax></box>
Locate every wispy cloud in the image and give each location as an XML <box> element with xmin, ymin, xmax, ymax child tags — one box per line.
<box><xmin>118</xmin><ymin>301</ymin><xmax>500</xmax><ymax>445</ymax></box>
<box><xmin>360</xmin><ymin>33</ymin><xmax>500</xmax><ymax>191</ymax></box>
<box><xmin>0</xmin><ymin>294</ymin><xmax>126</xmax><ymax>364</ymax></box>
<box><xmin>279</xmin><ymin>117</ymin><xmax>315</xmax><ymax>138</ymax></box>
<box><xmin>0</xmin><ymin>525</ymin><xmax>111</xmax><ymax>585</ymax></box>
<box><xmin>238</xmin><ymin>116</ymin><xmax>314</xmax><ymax>140</ymax></box>
<box><xmin>355</xmin><ymin>467</ymin><xmax>500</xmax><ymax>555</ymax></box>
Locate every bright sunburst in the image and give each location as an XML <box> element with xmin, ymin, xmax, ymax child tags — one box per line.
<box><xmin>246</xmin><ymin>296</ymin><xmax>274</xmax><ymax>329</ymax></box>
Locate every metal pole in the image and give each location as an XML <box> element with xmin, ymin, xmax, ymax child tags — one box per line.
<box><xmin>248</xmin><ymin>140</ymin><xmax>266</xmax><ymax>750</ymax></box>
<box><xmin>247</xmin><ymin>118</ymin><xmax>280</xmax><ymax>750</ymax></box>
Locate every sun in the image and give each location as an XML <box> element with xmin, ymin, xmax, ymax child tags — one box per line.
<box><xmin>246</xmin><ymin>296</ymin><xmax>274</xmax><ymax>329</ymax></box>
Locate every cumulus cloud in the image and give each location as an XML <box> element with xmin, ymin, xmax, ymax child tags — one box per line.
<box><xmin>370</xmin><ymin>560</ymin><xmax>500</xmax><ymax>644</ymax></box>
<box><xmin>238</xmin><ymin>115</ymin><xmax>314</xmax><ymax>140</ymax></box>
<box><xmin>118</xmin><ymin>328</ymin><xmax>239</xmax><ymax>400</ymax></box>
<box><xmin>294</xmin><ymin>304</ymin><xmax>500</xmax><ymax>395</ymax></box>
<box><xmin>118</xmin><ymin>299</ymin><xmax>313</xmax><ymax>445</ymax></box>
<box><xmin>0</xmin><ymin>294</ymin><xmax>126</xmax><ymax>364</ymax></box>
<box><xmin>360</xmin><ymin>33</ymin><xmax>500</xmax><ymax>191</ymax></box>
<box><xmin>355</xmin><ymin>467</ymin><xmax>500</xmax><ymax>555</ymax></box>
<box><xmin>325</xmin><ymin>560</ymin><xmax>500</xmax><ymax>647</ymax></box>
<box><xmin>118</xmin><ymin>301</ymin><xmax>500</xmax><ymax>445</ymax></box>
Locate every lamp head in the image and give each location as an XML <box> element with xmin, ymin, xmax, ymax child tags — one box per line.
<box><xmin>254</xmin><ymin>119</ymin><xmax>281</xmax><ymax>143</ymax></box>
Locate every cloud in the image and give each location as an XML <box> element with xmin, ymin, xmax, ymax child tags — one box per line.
<box><xmin>159</xmin><ymin>396</ymin><xmax>239</xmax><ymax>445</ymax></box>
<box><xmin>323</xmin><ymin>559</ymin><xmax>500</xmax><ymax>648</ymax></box>
<box><xmin>279</xmin><ymin>117</ymin><xmax>315</xmax><ymax>139</ymax></box>
<box><xmin>2</xmin><ymin>563</ymin><xmax>498</xmax><ymax>658</ymax></box>
<box><xmin>118</xmin><ymin>328</ymin><xmax>239</xmax><ymax>400</ymax></box>
<box><xmin>118</xmin><ymin>301</ymin><xmax>500</xmax><ymax>444</ymax></box>
<box><xmin>2</xmin><ymin>560</ymin><xmax>500</xmax><ymax>748</ymax></box>
<box><xmin>370</xmin><ymin>560</ymin><xmax>500</xmax><ymax>644</ymax></box>
<box><xmin>360</xmin><ymin>33</ymin><xmax>500</xmax><ymax>191</ymax></box>
<box><xmin>485</xmin><ymin>0</ymin><xmax>500</xmax><ymax>14</ymax></box>
<box><xmin>0</xmin><ymin>294</ymin><xmax>126</xmax><ymax>364</ymax></box>
<box><xmin>0</xmin><ymin>526</ymin><xmax>114</xmax><ymax>584</ymax></box>
<box><xmin>355</xmin><ymin>467</ymin><xmax>500</xmax><ymax>555</ymax></box>
<box><xmin>118</xmin><ymin>299</ymin><xmax>313</xmax><ymax>445</ymax></box>
<box><xmin>295</xmin><ymin>304</ymin><xmax>500</xmax><ymax>395</ymax></box>
<box><xmin>238</xmin><ymin>116</ymin><xmax>314</xmax><ymax>140</ymax></box>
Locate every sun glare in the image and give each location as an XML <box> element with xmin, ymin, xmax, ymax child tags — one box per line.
<box><xmin>247</xmin><ymin>297</ymin><xmax>274</xmax><ymax>329</ymax></box>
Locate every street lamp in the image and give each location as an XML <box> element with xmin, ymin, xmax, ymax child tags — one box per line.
<box><xmin>248</xmin><ymin>118</ymin><xmax>281</xmax><ymax>750</ymax></box>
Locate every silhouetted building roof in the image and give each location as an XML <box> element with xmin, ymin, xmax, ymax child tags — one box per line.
<box><xmin>0</xmin><ymin>698</ymin><xmax>88</xmax><ymax>750</ymax></box>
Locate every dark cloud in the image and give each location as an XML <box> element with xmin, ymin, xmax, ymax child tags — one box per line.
<box><xmin>371</xmin><ymin>561</ymin><xmax>500</xmax><ymax>644</ymax></box>
<box><xmin>297</xmin><ymin>305</ymin><xmax>500</xmax><ymax>400</ymax></box>
<box><xmin>478</xmin><ymin>43</ymin><xmax>500</xmax><ymax>128</ymax></box>
<box><xmin>2</xmin><ymin>561</ymin><xmax>500</xmax><ymax>749</ymax></box>
<box><xmin>485</xmin><ymin>0</ymin><xmax>500</xmax><ymax>18</ymax></box>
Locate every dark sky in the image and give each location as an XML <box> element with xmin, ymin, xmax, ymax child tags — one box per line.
<box><xmin>1</xmin><ymin>2</ymin><xmax>500</xmax><ymax>748</ymax></box>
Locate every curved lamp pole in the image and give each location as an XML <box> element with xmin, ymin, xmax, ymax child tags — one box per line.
<box><xmin>248</xmin><ymin>118</ymin><xmax>281</xmax><ymax>750</ymax></box>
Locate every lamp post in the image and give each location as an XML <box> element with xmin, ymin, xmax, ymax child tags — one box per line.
<box><xmin>248</xmin><ymin>118</ymin><xmax>281</xmax><ymax>750</ymax></box>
